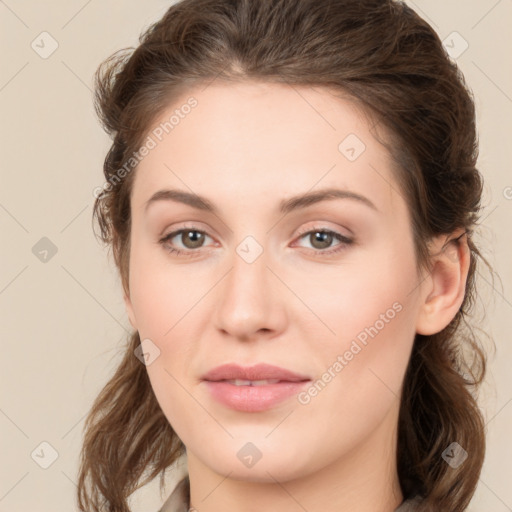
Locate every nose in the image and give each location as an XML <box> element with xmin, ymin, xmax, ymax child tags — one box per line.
<box><xmin>212</xmin><ymin>243</ymin><xmax>288</xmax><ymax>341</ymax></box>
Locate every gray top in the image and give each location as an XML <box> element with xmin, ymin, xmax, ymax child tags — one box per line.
<box><xmin>158</xmin><ymin>476</ymin><xmax>423</xmax><ymax>512</ymax></box>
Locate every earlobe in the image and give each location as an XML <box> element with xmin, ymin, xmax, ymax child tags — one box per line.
<box><xmin>123</xmin><ymin>292</ymin><xmax>138</xmax><ymax>330</ymax></box>
<box><xmin>415</xmin><ymin>229</ymin><xmax>470</xmax><ymax>336</ymax></box>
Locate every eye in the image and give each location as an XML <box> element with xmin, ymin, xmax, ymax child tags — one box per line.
<box><xmin>293</xmin><ymin>226</ymin><xmax>354</xmax><ymax>256</ymax></box>
<box><xmin>158</xmin><ymin>224</ymin><xmax>354</xmax><ymax>258</ymax></box>
<box><xmin>159</xmin><ymin>226</ymin><xmax>215</xmax><ymax>258</ymax></box>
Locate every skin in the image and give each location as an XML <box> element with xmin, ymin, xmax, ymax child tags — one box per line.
<box><xmin>123</xmin><ymin>81</ymin><xmax>470</xmax><ymax>512</ymax></box>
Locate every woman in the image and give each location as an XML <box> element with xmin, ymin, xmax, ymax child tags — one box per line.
<box><xmin>78</xmin><ymin>1</ymin><xmax>491</xmax><ymax>511</ymax></box>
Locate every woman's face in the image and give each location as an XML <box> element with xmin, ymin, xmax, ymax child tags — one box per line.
<box><xmin>124</xmin><ymin>81</ymin><xmax>426</xmax><ymax>482</ymax></box>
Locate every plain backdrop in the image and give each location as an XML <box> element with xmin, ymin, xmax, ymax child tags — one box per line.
<box><xmin>1</xmin><ymin>1</ymin><xmax>511</xmax><ymax>511</ymax></box>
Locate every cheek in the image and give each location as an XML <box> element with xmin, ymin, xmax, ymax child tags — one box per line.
<box><xmin>297</xmin><ymin>241</ymin><xmax>418</xmax><ymax>387</ymax></box>
<box><xmin>128</xmin><ymin>244</ymin><xmax>209</xmax><ymax>341</ymax></box>
<box><xmin>145</xmin><ymin>362</ymin><xmax>206</xmax><ymax>453</ymax></box>
<box><xmin>292</xmin><ymin>280</ymin><xmax>416</xmax><ymax>456</ymax></box>
<box><xmin>293</xmin><ymin>244</ymin><xmax>416</xmax><ymax>339</ymax></box>
<box><xmin>128</xmin><ymin>248</ymin><xmax>206</xmax><ymax>399</ymax></box>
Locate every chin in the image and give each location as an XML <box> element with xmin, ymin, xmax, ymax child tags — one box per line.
<box><xmin>196</xmin><ymin>440</ymin><xmax>310</xmax><ymax>483</ymax></box>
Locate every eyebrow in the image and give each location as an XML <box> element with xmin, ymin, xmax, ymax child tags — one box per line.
<box><xmin>143</xmin><ymin>187</ymin><xmax>378</xmax><ymax>215</ymax></box>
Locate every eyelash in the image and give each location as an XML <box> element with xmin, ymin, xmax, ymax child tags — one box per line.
<box><xmin>158</xmin><ymin>224</ymin><xmax>354</xmax><ymax>259</ymax></box>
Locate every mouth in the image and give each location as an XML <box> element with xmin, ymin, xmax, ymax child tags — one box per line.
<box><xmin>201</xmin><ymin>362</ymin><xmax>310</xmax><ymax>383</ymax></box>
<box><xmin>203</xmin><ymin>379</ymin><xmax>311</xmax><ymax>412</ymax></box>
<box><xmin>217</xmin><ymin>379</ymin><xmax>289</xmax><ymax>386</ymax></box>
<box><xmin>201</xmin><ymin>363</ymin><xmax>311</xmax><ymax>412</ymax></box>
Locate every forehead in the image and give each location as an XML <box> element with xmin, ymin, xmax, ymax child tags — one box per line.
<box><xmin>131</xmin><ymin>81</ymin><xmax>400</xmax><ymax>217</ymax></box>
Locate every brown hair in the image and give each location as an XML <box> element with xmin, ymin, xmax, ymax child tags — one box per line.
<box><xmin>78</xmin><ymin>0</ymin><xmax>494</xmax><ymax>510</ymax></box>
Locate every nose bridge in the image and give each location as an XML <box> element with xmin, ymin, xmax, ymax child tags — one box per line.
<box><xmin>213</xmin><ymin>235</ymin><xmax>284</xmax><ymax>339</ymax></box>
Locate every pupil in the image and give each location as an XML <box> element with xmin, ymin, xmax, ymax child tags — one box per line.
<box><xmin>313</xmin><ymin>232</ymin><xmax>331</xmax><ymax>249</ymax></box>
<box><xmin>184</xmin><ymin>230</ymin><xmax>204</xmax><ymax>248</ymax></box>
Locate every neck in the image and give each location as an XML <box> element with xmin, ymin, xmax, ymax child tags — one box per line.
<box><xmin>186</xmin><ymin>400</ymin><xmax>404</xmax><ymax>512</ymax></box>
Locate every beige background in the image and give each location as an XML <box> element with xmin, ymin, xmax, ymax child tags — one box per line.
<box><xmin>0</xmin><ymin>1</ymin><xmax>511</xmax><ymax>510</ymax></box>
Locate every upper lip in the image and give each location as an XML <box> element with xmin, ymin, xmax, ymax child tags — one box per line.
<box><xmin>202</xmin><ymin>363</ymin><xmax>311</xmax><ymax>382</ymax></box>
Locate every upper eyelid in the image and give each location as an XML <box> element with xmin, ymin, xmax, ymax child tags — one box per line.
<box><xmin>162</xmin><ymin>218</ymin><xmax>352</xmax><ymax>235</ymax></box>
<box><xmin>295</xmin><ymin>223</ymin><xmax>351</xmax><ymax>238</ymax></box>
<box><xmin>162</xmin><ymin>224</ymin><xmax>348</xmax><ymax>237</ymax></box>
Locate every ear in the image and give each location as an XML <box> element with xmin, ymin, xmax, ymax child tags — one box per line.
<box><xmin>123</xmin><ymin>291</ymin><xmax>138</xmax><ymax>331</ymax></box>
<box><xmin>415</xmin><ymin>228</ymin><xmax>470</xmax><ymax>335</ymax></box>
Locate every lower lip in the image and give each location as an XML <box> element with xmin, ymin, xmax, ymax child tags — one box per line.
<box><xmin>203</xmin><ymin>380</ymin><xmax>310</xmax><ymax>412</ymax></box>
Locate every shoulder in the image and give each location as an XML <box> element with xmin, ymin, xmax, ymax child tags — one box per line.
<box><xmin>158</xmin><ymin>475</ymin><xmax>190</xmax><ymax>512</ymax></box>
<box><xmin>157</xmin><ymin>477</ymin><xmax>424</xmax><ymax>512</ymax></box>
<box><xmin>395</xmin><ymin>495</ymin><xmax>424</xmax><ymax>512</ymax></box>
